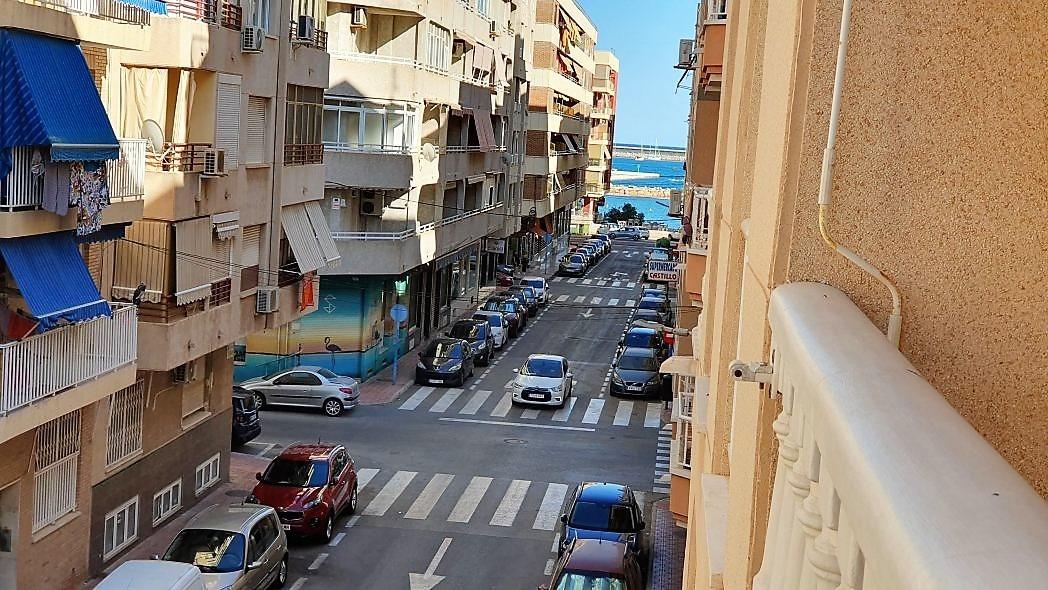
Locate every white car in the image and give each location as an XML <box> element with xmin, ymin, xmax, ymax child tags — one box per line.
<box><xmin>472</xmin><ymin>310</ymin><xmax>509</xmax><ymax>350</ymax></box>
<box><xmin>519</xmin><ymin>276</ymin><xmax>549</xmax><ymax>304</ymax></box>
<box><xmin>509</xmin><ymin>354</ymin><xmax>574</xmax><ymax>407</ymax></box>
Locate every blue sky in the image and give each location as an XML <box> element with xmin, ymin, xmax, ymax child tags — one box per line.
<box><xmin>577</xmin><ymin>0</ymin><xmax>695</xmax><ymax>148</ymax></box>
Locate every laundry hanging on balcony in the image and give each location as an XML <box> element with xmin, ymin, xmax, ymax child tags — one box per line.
<box><xmin>0</xmin><ymin>30</ymin><xmax>119</xmax><ymax>181</ymax></box>
<box><xmin>0</xmin><ymin>231</ymin><xmax>111</xmax><ymax>332</ymax></box>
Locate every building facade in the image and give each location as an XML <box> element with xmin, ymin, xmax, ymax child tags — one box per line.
<box><xmin>0</xmin><ymin>0</ymin><xmax>335</xmax><ymax>585</ymax></box>
<box><xmin>672</xmin><ymin>1</ymin><xmax>1048</xmax><ymax>589</ymax></box>
<box><xmin>573</xmin><ymin>48</ymin><xmax>617</xmax><ymax>235</ymax></box>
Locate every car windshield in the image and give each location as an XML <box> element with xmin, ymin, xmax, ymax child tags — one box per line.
<box><xmin>449</xmin><ymin>323</ymin><xmax>480</xmax><ymax>339</ymax></box>
<box><xmin>617</xmin><ymin>354</ymin><xmax>657</xmax><ymax>371</ymax></box>
<box><xmin>483</xmin><ymin>300</ymin><xmax>504</xmax><ymax>312</ymax></box>
<box><xmin>261</xmin><ymin>459</ymin><xmax>329</xmax><ymax>487</ymax></box>
<box><xmin>476</xmin><ymin>314</ymin><xmax>502</xmax><ymax>327</ymax></box>
<box><xmin>624</xmin><ymin>331</ymin><xmax>657</xmax><ymax>348</ymax></box>
<box><xmin>570</xmin><ymin>256</ymin><xmax>585</xmax><ymax>264</ymax></box>
<box><xmin>316</xmin><ymin>368</ymin><xmax>338</xmax><ymax>379</ymax></box>
<box><xmin>569</xmin><ymin>500</ymin><xmax>636</xmax><ymax>532</ymax></box>
<box><xmin>500</xmin><ymin>303</ymin><xmax>518</xmax><ymax>314</ymax></box>
<box><xmin>639</xmin><ymin>299</ymin><xmax>663</xmax><ymax>310</ymax></box>
<box><xmin>524</xmin><ymin>279</ymin><xmax>543</xmax><ymax>289</ymax></box>
<box><xmin>164</xmin><ymin>529</ymin><xmax>247</xmax><ymax>573</ymax></box>
<box><xmin>522</xmin><ymin>358</ymin><xmax>563</xmax><ymax>378</ymax></box>
<box><xmin>425</xmin><ymin>342</ymin><xmax>462</xmax><ymax>359</ymax></box>
<box><xmin>555</xmin><ymin>573</ymin><xmax>626</xmax><ymax>590</ymax></box>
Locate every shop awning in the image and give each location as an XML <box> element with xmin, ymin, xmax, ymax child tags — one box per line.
<box><xmin>282</xmin><ymin>202</ymin><xmax>341</xmax><ymax>274</ymax></box>
<box><xmin>119</xmin><ymin>0</ymin><xmax>167</xmax><ymax>14</ymax></box>
<box><xmin>660</xmin><ymin>355</ymin><xmax>697</xmax><ymax>376</ymax></box>
<box><xmin>0</xmin><ymin>30</ymin><xmax>119</xmax><ymax>180</ymax></box>
<box><xmin>0</xmin><ymin>231</ymin><xmax>111</xmax><ymax>331</ymax></box>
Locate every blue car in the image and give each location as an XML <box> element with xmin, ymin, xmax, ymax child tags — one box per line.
<box><xmin>559</xmin><ymin>482</ymin><xmax>646</xmax><ymax>558</ymax></box>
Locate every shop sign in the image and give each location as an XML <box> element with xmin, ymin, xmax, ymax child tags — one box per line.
<box><xmin>646</xmin><ymin>260</ymin><xmax>679</xmax><ymax>283</ymax></box>
<box><xmin>485</xmin><ymin>239</ymin><xmax>506</xmax><ymax>254</ymax></box>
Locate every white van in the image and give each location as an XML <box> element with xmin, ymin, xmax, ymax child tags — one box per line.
<box><xmin>96</xmin><ymin>560</ymin><xmax>206</xmax><ymax>590</ymax></box>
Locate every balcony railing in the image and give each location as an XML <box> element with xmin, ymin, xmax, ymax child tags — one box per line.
<box><xmin>283</xmin><ymin>143</ymin><xmax>324</xmax><ymax>166</ymax></box>
<box><xmin>0</xmin><ymin>303</ymin><xmax>137</xmax><ymax>415</ymax></box>
<box><xmin>166</xmin><ymin>0</ymin><xmax>242</xmax><ymax>30</ymax></box>
<box><xmin>324</xmin><ymin>142</ymin><xmax>417</xmax><ymax>155</ymax></box>
<box><xmin>755</xmin><ymin>283</ymin><xmax>1048</xmax><ymax>590</ymax></box>
<box><xmin>145</xmin><ymin>142</ymin><xmax>211</xmax><ymax>173</ymax></box>
<box><xmin>329</xmin><ymin>51</ymin><xmax>503</xmax><ymax>90</ymax></box>
<box><xmin>331</xmin><ymin>202</ymin><xmax>503</xmax><ymax>241</ymax></box>
<box><xmin>288</xmin><ymin>20</ymin><xmax>327</xmax><ymax>51</ymax></box>
<box><xmin>1</xmin><ymin>139</ymin><xmax>146</xmax><ymax>211</ymax></box>
<box><xmin>18</xmin><ymin>0</ymin><xmax>151</xmax><ymax>25</ymax></box>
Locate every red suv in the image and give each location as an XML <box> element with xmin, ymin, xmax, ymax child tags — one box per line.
<box><xmin>542</xmin><ymin>539</ymin><xmax>643</xmax><ymax>590</ymax></box>
<box><xmin>246</xmin><ymin>443</ymin><xmax>358</xmax><ymax>542</ymax></box>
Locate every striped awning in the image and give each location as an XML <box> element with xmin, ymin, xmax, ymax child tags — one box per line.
<box><xmin>119</xmin><ymin>0</ymin><xmax>168</xmax><ymax>14</ymax></box>
<box><xmin>282</xmin><ymin>202</ymin><xmax>340</xmax><ymax>274</ymax></box>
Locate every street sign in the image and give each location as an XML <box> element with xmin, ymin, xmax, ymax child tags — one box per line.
<box><xmin>390</xmin><ymin>304</ymin><xmax>408</xmax><ymax>323</ymax></box>
<box><xmin>646</xmin><ymin>260</ymin><xmax>679</xmax><ymax>282</ymax></box>
<box><xmin>484</xmin><ymin>239</ymin><xmax>506</xmax><ymax>254</ymax></box>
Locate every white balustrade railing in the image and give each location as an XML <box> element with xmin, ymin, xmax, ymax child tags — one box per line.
<box><xmin>331</xmin><ymin>202</ymin><xmax>503</xmax><ymax>241</ymax></box>
<box><xmin>755</xmin><ymin>283</ymin><xmax>1048</xmax><ymax>590</ymax></box>
<box><xmin>330</xmin><ymin>50</ymin><xmax>501</xmax><ymax>90</ymax></box>
<box><xmin>17</xmin><ymin>0</ymin><xmax>151</xmax><ymax>25</ymax></box>
<box><xmin>0</xmin><ymin>303</ymin><xmax>138</xmax><ymax>415</ymax></box>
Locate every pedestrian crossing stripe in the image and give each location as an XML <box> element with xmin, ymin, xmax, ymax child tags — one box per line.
<box><xmin>573</xmin><ymin>295</ymin><xmax>586</xmax><ymax>303</ymax></box>
<box><xmin>608</xmin><ymin>298</ymin><xmax>619</xmax><ymax>306</ymax></box>
<box><xmin>625</xmin><ymin>299</ymin><xmax>636</xmax><ymax>306</ymax></box>
<box><xmin>361</xmin><ymin>471</ymin><xmax>416</xmax><ymax>516</ymax></box>
<box><xmin>627</xmin><ymin>282</ymin><xmax>636</xmax><ymax>288</ymax></box>
<box><xmin>591</xmin><ymin>297</ymin><xmax>602</xmax><ymax>305</ymax></box>
<box><xmin>567</xmin><ymin>278</ymin><xmax>578</xmax><ymax>283</ymax></box>
<box><xmin>581</xmin><ymin>279</ymin><xmax>593</xmax><ymax>285</ymax></box>
<box><xmin>612</xmin><ymin>281</ymin><xmax>622</xmax><ymax>287</ymax></box>
<box><xmin>490</xmin><ymin>480</ymin><xmax>530</xmax><ymax>527</ymax></box>
<box><xmin>556</xmin><ymin>294</ymin><xmax>569</xmax><ymax>303</ymax></box>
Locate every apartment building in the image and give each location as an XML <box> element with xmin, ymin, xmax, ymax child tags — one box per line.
<box><xmin>234</xmin><ymin>0</ymin><xmax>533</xmax><ymax>380</ymax></box>
<box><xmin>572</xmin><ymin>48</ymin><xmax>617</xmax><ymax>235</ymax></box>
<box><xmin>674</xmin><ymin>1</ymin><xmax>1048</xmax><ymax>589</ymax></box>
<box><xmin>0</xmin><ymin>0</ymin><xmax>334</xmax><ymax>585</ymax></box>
<box><xmin>523</xmin><ymin>0</ymin><xmax>595</xmax><ymax>252</ymax></box>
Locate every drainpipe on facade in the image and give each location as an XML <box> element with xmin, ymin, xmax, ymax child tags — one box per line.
<box><xmin>817</xmin><ymin>0</ymin><xmax>903</xmax><ymax>347</ymax></box>
<box><xmin>265</xmin><ymin>0</ymin><xmax>290</xmax><ymax>332</ymax></box>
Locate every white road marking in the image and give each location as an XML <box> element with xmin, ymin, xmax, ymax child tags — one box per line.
<box><xmin>308</xmin><ymin>553</ymin><xmax>328</xmax><ymax>571</ymax></box>
<box><xmin>544</xmin><ymin>559</ymin><xmax>556</xmax><ymax>576</ymax></box>
<box><xmin>582</xmin><ymin>279</ymin><xmax>593</xmax><ymax>285</ymax></box>
<box><xmin>405</xmin><ymin>473</ymin><xmax>455</xmax><ymax>520</ymax></box>
<box><xmin>573</xmin><ymin>295</ymin><xmax>586</xmax><ymax>303</ymax></box>
<box><xmin>613</xmin><ymin>401</ymin><xmax>634</xmax><ymax>426</ymax></box>
<box><xmin>438</xmin><ymin>418</ymin><xmax>595</xmax><ymax>432</ymax></box>
<box><xmin>656</xmin><ymin>462</ymin><xmax>670</xmax><ymax>468</ymax></box>
<box><xmin>644</xmin><ymin>403</ymin><xmax>662</xmax><ymax>428</ymax></box>
<box><xmin>612</xmin><ymin>281</ymin><xmax>623</xmax><ymax>287</ymax></box>
<box><xmin>400</xmin><ymin>387</ymin><xmax>435</xmax><ymax>411</ymax></box>
<box><xmin>551</xmin><ymin>276</ymin><xmax>563</xmax><ymax>282</ymax></box>
<box><xmin>459</xmin><ymin>390</ymin><xmax>492</xmax><ymax>415</ymax></box>
<box><xmin>567</xmin><ymin>278</ymin><xmax>578</xmax><ymax>283</ymax></box>
<box><xmin>520</xmin><ymin>408</ymin><xmax>540</xmax><ymax>419</ymax></box>
<box><xmin>420</xmin><ymin>537</ymin><xmax>453</xmax><ymax>577</ymax></box>
<box><xmin>597</xmin><ymin>280</ymin><xmax>607</xmax><ymax>286</ymax></box>
<box><xmin>533</xmin><ymin>483</ymin><xmax>569</xmax><ymax>530</ymax></box>
<box><xmin>356</xmin><ymin>468</ymin><xmax>380</xmax><ymax>491</ymax></box>
<box><xmin>328</xmin><ymin>532</ymin><xmax>346</xmax><ymax>547</ymax></box>
<box><xmin>551</xmin><ymin>397</ymin><xmax>576</xmax><ymax>422</ymax></box>
<box><xmin>608</xmin><ymin>298</ymin><xmax>619</xmax><ymax>306</ymax></box>
<box><xmin>591</xmin><ymin>297</ymin><xmax>602</xmax><ymax>305</ymax></box>
<box><xmin>491</xmin><ymin>392</ymin><xmax>513</xmax><ymax>417</ymax></box>
<box><xmin>582</xmin><ymin>399</ymin><xmax>605</xmax><ymax>424</ymax></box>
<box><xmin>361</xmin><ymin>471</ymin><xmax>417</xmax><ymax>516</ymax></box>
<box><xmin>490</xmin><ymin>480</ymin><xmax>531</xmax><ymax>527</ymax></box>
<box><xmin>653</xmin><ymin>486</ymin><xmax>670</xmax><ymax>493</ymax></box>
<box><xmin>429</xmin><ymin>389</ymin><xmax>462</xmax><ymax>413</ymax></box>
<box><xmin>627</xmin><ymin>282</ymin><xmax>637</xmax><ymax>288</ymax></box>
<box><xmin>448</xmin><ymin>476</ymin><xmax>493</xmax><ymax>523</ymax></box>
<box><xmin>345</xmin><ymin>515</ymin><xmax>360</xmax><ymax>529</ymax></box>
<box><xmin>555</xmin><ymin>294</ymin><xmax>569</xmax><ymax>303</ymax></box>
<box><xmin>551</xmin><ymin>533</ymin><xmax>562</xmax><ymax>552</ymax></box>
<box><xmin>288</xmin><ymin>578</ymin><xmax>308</xmax><ymax>590</ymax></box>
<box><xmin>625</xmin><ymin>299</ymin><xmax>637</xmax><ymax>307</ymax></box>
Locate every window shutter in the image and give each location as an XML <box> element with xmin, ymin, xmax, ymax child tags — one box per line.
<box><xmin>216</xmin><ymin>75</ymin><xmax>242</xmax><ymax>169</ymax></box>
<box><xmin>241</xmin><ymin>225</ymin><xmax>262</xmax><ymax>267</ymax></box>
<box><xmin>245</xmin><ymin>96</ymin><xmax>267</xmax><ymax>164</ymax></box>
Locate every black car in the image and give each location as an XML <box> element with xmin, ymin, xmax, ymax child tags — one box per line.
<box><xmin>637</xmin><ymin>296</ymin><xmax>672</xmax><ymax>324</ymax></box>
<box><xmin>494</xmin><ymin>291</ymin><xmax>529</xmax><ymax>328</ymax></box>
<box><xmin>631</xmin><ymin>308</ymin><xmax>663</xmax><ymax>326</ymax></box>
<box><xmin>483</xmin><ymin>297</ymin><xmax>522</xmax><ymax>337</ymax></box>
<box><xmin>231</xmin><ymin>386</ymin><xmax>262</xmax><ymax>446</ymax></box>
<box><xmin>618</xmin><ymin>326</ymin><xmax>669</xmax><ymax>361</ymax></box>
<box><xmin>559</xmin><ymin>254</ymin><xmax>587</xmax><ymax>277</ymax></box>
<box><xmin>559</xmin><ymin>482</ymin><xmax>646</xmax><ymax>558</ymax></box>
<box><xmin>506</xmin><ymin>285</ymin><xmax>539</xmax><ymax>316</ymax></box>
<box><xmin>610</xmin><ymin>347</ymin><xmax>664</xmax><ymax>398</ymax></box>
<box><xmin>415</xmin><ymin>337</ymin><xmax>475</xmax><ymax>386</ymax></box>
<box><xmin>447</xmin><ymin>319</ymin><xmax>494</xmax><ymax>365</ymax></box>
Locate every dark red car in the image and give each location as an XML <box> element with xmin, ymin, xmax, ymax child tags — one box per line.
<box><xmin>246</xmin><ymin>443</ymin><xmax>358</xmax><ymax>542</ymax></box>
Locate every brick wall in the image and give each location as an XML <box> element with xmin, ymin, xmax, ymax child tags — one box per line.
<box><xmin>526</xmin><ymin>131</ymin><xmax>549</xmax><ymax>156</ymax></box>
<box><xmin>535</xmin><ymin>0</ymin><xmax>557</xmax><ymax>24</ymax></box>
<box><xmin>533</xmin><ymin>41</ymin><xmax>555</xmax><ymax>70</ymax></box>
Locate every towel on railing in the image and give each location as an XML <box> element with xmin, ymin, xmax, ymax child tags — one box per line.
<box><xmin>70</xmin><ymin>161</ymin><xmax>110</xmax><ymax>235</ymax></box>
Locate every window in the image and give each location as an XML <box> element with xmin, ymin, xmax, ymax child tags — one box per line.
<box><xmin>103</xmin><ymin>496</ymin><xmax>139</xmax><ymax>560</ymax></box>
<box><xmin>426</xmin><ymin>22</ymin><xmax>451</xmax><ymax>72</ymax></box>
<box><xmin>195</xmin><ymin>453</ymin><xmax>221</xmax><ymax>495</ymax></box>
<box><xmin>153</xmin><ymin>479</ymin><xmax>182</xmax><ymax>526</ymax></box>
<box><xmin>251</xmin><ymin>0</ymin><xmax>271</xmax><ymax>31</ymax></box>
<box><xmin>244</xmin><ymin>96</ymin><xmax>268</xmax><ymax>164</ymax></box>
<box><xmin>322</xmin><ymin>98</ymin><xmax>419</xmax><ymax>153</ymax></box>
<box><xmin>106</xmin><ymin>381</ymin><xmax>145</xmax><ymax>468</ymax></box>
<box><xmin>274</xmin><ymin>371</ymin><xmax>322</xmax><ymax>386</ymax></box>
<box><xmin>285</xmin><ymin>85</ymin><xmax>324</xmax><ymax>165</ymax></box>
<box><xmin>247</xmin><ymin>516</ymin><xmax>280</xmax><ymax>565</ymax></box>
<box><xmin>476</xmin><ymin>0</ymin><xmax>490</xmax><ymax>17</ymax></box>
<box><xmin>33</xmin><ymin>411</ymin><xmax>81</xmax><ymax>532</ymax></box>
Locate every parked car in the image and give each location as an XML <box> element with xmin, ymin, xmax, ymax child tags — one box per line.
<box><xmin>610</xmin><ymin>347</ymin><xmax>664</xmax><ymax>398</ymax></box>
<box><xmin>647</xmin><ymin>248</ymin><xmax>670</xmax><ymax>261</ymax></box>
<box><xmin>630</xmin><ymin>308</ymin><xmax>664</xmax><ymax>327</ymax></box>
<box><xmin>162</xmin><ymin>504</ymin><xmax>288</xmax><ymax>590</ymax></box>
<box><xmin>246</xmin><ymin>443</ymin><xmax>358</xmax><ymax>542</ymax></box>
<box><xmin>508</xmin><ymin>354</ymin><xmax>574</xmax><ymax>407</ymax></box>
<box><xmin>634</xmin><ymin>227</ymin><xmax>650</xmax><ymax>239</ymax></box>
<box><xmin>609</xmin><ymin>227</ymin><xmax>641</xmax><ymax>240</ymax></box>
<box><xmin>519</xmin><ymin>276</ymin><xmax>550</xmax><ymax>304</ymax></box>
<box><xmin>483</xmin><ymin>297</ymin><xmax>522</xmax><ymax>337</ymax></box>
<box><xmin>507</xmin><ymin>285</ymin><xmax>539</xmax><ymax>316</ymax></box>
<box><xmin>617</xmin><ymin>326</ymin><xmax>670</xmax><ymax>361</ymax></box>
<box><xmin>558</xmin><ymin>254</ymin><xmax>587</xmax><ymax>277</ymax></box>
<box><xmin>472</xmin><ymin>310</ymin><xmax>509</xmax><ymax>349</ymax></box>
<box><xmin>447</xmin><ymin>319</ymin><xmax>494</xmax><ymax>365</ymax></box>
<box><xmin>637</xmin><ymin>296</ymin><xmax>672</xmax><ymax>325</ymax></box>
<box><xmin>542</xmin><ymin>539</ymin><xmax>644</xmax><ymax>590</ymax></box>
<box><xmin>232</xmin><ymin>386</ymin><xmax>262</xmax><ymax>447</ymax></box>
<box><xmin>589</xmin><ymin>239</ymin><xmax>610</xmax><ymax>256</ymax></box>
<box><xmin>639</xmin><ymin>281</ymin><xmax>668</xmax><ymax>295</ymax></box>
<box><xmin>559</xmin><ymin>482</ymin><xmax>646</xmax><ymax>558</ymax></box>
<box><xmin>641</xmin><ymin>288</ymin><xmax>668</xmax><ymax>300</ymax></box>
<box><xmin>415</xmin><ymin>337</ymin><xmax>475</xmax><ymax>386</ymax></box>
<box><xmin>495</xmin><ymin>264</ymin><xmax>516</xmax><ymax>287</ymax></box>
<box><xmin>96</xmin><ymin>560</ymin><xmax>205</xmax><ymax>590</ymax></box>
<box><xmin>493</xmin><ymin>295</ymin><xmax>529</xmax><ymax>330</ymax></box>
<box><xmin>240</xmin><ymin>366</ymin><xmax>360</xmax><ymax>417</ymax></box>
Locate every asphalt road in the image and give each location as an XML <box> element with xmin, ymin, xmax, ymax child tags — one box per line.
<box><xmin>235</xmin><ymin>239</ymin><xmax>665</xmax><ymax>590</ymax></box>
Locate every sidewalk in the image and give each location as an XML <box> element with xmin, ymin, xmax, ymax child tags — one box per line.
<box><xmin>648</xmin><ymin>498</ymin><xmax>687</xmax><ymax>590</ymax></box>
<box><xmin>86</xmin><ymin>452</ymin><xmax>271</xmax><ymax>587</ymax></box>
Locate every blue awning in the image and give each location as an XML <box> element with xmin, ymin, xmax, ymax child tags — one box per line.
<box><xmin>119</xmin><ymin>0</ymin><xmax>168</xmax><ymax>15</ymax></box>
<box><xmin>75</xmin><ymin>223</ymin><xmax>126</xmax><ymax>245</ymax></box>
<box><xmin>0</xmin><ymin>29</ymin><xmax>119</xmax><ymax>180</ymax></box>
<box><xmin>0</xmin><ymin>231</ymin><xmax>111</xmax><ymax>331</ymax></box>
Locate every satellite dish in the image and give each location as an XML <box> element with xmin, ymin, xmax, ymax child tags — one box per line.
<box><xmin>141</xmin><ymin>119</ymin><xmax>165</xmax><ymax>153</ymax></box>
<box><xmin>421</xmin><ymin>143</ymin><xmax>438</xmax><ymax>162</ymax></box>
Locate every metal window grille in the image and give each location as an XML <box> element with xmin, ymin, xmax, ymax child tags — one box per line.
<box><xmin>33</xmin><ymin>411</ymin><xmax>82</xmax><ymax>531</ymax></box>
<box><xmin>106</xmin><ymin>381</ymin><xmax>145</xmax><ymax>467</ymax></box>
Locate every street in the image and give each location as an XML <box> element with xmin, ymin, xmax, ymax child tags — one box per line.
<box><xmin>235</xmin><ymin>241</ymin><xmax>667</xmax><ymax>590</ymax></box>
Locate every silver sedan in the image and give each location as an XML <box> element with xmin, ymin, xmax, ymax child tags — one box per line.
<box><xmin>239</xmin><ymin>366</ymin><xmax>360</xmax><ymax>417</ymax></box>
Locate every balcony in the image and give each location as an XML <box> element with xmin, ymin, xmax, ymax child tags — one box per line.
<box><xmin>0</xmin><ymin>304</ymin><xmax>137</xmax><ymax>443</ymax></box>
<box><xmin>754</xmin><ymin>283</ymin><xmax>1048</xmax><ymax>589</ymax></box>
<box><xmin>166</xmin><ymin>0</ymin><xmax>242</xmax><ymax>30</ymax></box>
<box><xmin>287</xmin><ymin>19</ymin><xmax>327</xmax><ymax>51</ymax></box>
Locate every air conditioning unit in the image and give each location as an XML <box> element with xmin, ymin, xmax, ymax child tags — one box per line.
<box><xmin>295</xmin><ymin>15</ymin><xmax>315</xmax><ymax>43</ymax></box>
<box><xmin>359</xmin><ymin>191</ymin><xmax>382</xmax><ymax>216</ymax></box>
<box><xmin>171</xmin><ymin>360</ymin><xmax>198</xmax><ymax>384</ymax></box>
<box><xmin>202</xmin><ymin>148</ymin><xmax>227</xmax><ymax>176</ymax></box>
<box><xmin>242</xmin><ymin>26</ymin><xmax>265</xmax><ymax>53</ymax></box>
<box><xmin>676</xmin><ymin>38</ymin><xmax>695</xmax><ymax>69</ymax></box>
<box><xmin>489</xmin><ymin>20</ymin><xmax>499</xmax><ymax>37</ymax></box>
<box><xmin>256</xmin><ymin>287</ymin><xmax>280</xmax><ymax>314</ymax></box>
<box><xmin>351</xmin><ymin>6</ymin><xmax>367</xmax><ymax>27</ymax></box>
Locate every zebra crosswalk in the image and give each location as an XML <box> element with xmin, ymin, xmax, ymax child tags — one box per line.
<box><xmin>397</xmin><ymin>387</ymin><xmax>662</xmax><ymax>429</ymax></box>
<box><xmin>653</xmin><ymin>424</ymin><xmax>672</xmax><ymax>493</ymax></box>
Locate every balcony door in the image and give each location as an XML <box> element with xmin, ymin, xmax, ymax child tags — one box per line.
<box><xmin>0</xmin><ymin>481</ymin><xmax>18</xmax><ymax>588</ymax></box>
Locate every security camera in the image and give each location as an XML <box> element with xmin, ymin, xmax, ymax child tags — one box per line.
<box><xmin>728</xmin><ymin>360</ymin><xmax>774</xmax><ymax>384</ymax></box>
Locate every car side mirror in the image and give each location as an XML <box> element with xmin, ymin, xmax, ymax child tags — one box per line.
<box><xmin>560</xmin><ymin>513</ymin><xmax>567</xmax><ymax>523</ymax></box>
<box><xmin>512</xmin><ymin>368</ymin><xmax>519</xmax><ymax>373</ymax></box>
<box><xmin>255</xmin><ymin>472</ymin><xmax>262</xmax><ymax>481</ymax></box>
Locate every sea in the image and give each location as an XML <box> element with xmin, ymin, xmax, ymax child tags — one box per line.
<box><xmin>603</xmin><ymin>157</ymin><xmax>685</xmax><ymax>228</ymax></box>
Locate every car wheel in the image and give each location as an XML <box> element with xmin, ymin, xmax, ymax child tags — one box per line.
<box><xmin>347</xmin><ymin>484</ymin><xmax>358</xmax><ymax>514</ymax></box>
<box><xmin>270</xmin><ymin>554</ymin><xmax>288</xmax><ymax>589</ymax></box>
<box><xmin>321</xmin><ymin>511</ymin><xmax>334</xmax><ymax>542</ymax></box>
<box><xmin>252</xmin><ymin>392</ymin><xmax>266</xmax><ymax>410</ymax></box>
<box><xmin>322</xmin><ymin>398</ymin><xmax>343</xmax><ymax>417</ymax></box>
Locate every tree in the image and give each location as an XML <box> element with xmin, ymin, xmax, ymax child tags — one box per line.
<box><xmin>604</xmin><ymin>203</ymin><xmax>646</xmax><ymax>225</ymax></box>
